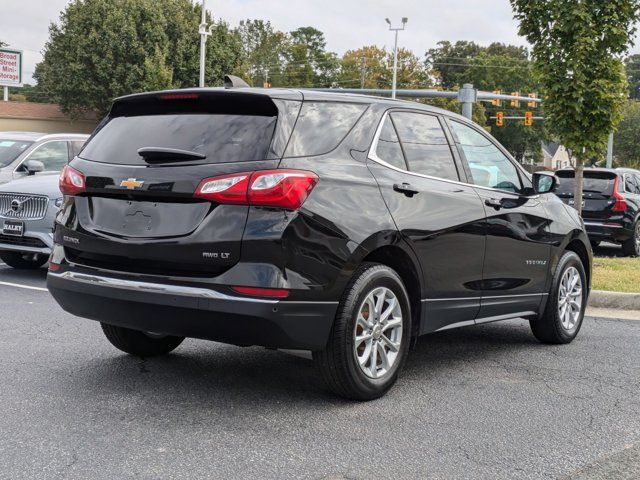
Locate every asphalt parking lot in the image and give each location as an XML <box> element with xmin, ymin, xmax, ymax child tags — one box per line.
<box><xmin>1</xmin><ymin>264</ymin><xmax>639</xmax><ymax>480</ymax></box>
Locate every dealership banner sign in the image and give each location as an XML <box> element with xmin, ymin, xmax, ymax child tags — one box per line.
<box><xmin>0</xmin><ymin>49</ymin><xmax>23</xmax><ymax>87</ymax></box>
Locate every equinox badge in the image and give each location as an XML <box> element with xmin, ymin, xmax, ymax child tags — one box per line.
<box><xmin>120</xmin><ymin>178</ymin><xmax>144</xmax><ymax>190</ymax></box>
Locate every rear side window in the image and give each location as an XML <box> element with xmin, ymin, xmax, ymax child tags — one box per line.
<box><xmin>71</xmin><ymin>140</ymin><xmax>86</xmax><ymax>158</ymax></box>
<box><xmin>80</xmin><ymin>114</ymin><xmax>277</xmax><ymax>165</ymax></box>
<box><xmin>390</xmin><ymin>112</ymin><xmax>459</xmax><ymax>181</ymax></box>
<box><xmin>555</xmin><ymin>171</ymin><xmax>616</xmax><ymax>196</ymax></box>
<box><xmin>284</xmin><ymin>102</ymin><xmax>367</xmax><ymax>157</ymax></box>
<box><xmin>375</xmin><ymin>117</ymin><xmax>407</xmax><ymax>170</ymax></box>
<box><xmin>624</xmin><ymin>174</ymin><xmax>640</xmax><ymax>194</ymax></box>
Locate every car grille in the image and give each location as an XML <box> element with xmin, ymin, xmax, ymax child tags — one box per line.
<box><xmin>0</xmin><ymin>194</ymin><xmax>49</xmax><ymax>220</ymax></box>
<box><xmin>0</xmin><ymin>234</ymin><xmax>48</xmax><ymax>248</ymax></box>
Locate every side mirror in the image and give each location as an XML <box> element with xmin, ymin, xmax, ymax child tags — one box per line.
<box><xmin>532</xmin><ymin>172</ymin><xmax>557</xmax><ymax>194</ymax></box>
<box><xmin>24</xmin><ymin>160</ymin><xmax>45</xmax><ymax>175</ymax></box>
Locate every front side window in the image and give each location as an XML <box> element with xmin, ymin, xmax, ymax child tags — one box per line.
<box><xmin>374</xmin><ymin>116</ymin><xmax>407</xmax><ymax>170</ymax></box>
<box><xmin>27</xmin><ymin>141</ymin><xmax>70</xmax><ymax>172</ymax></box>
<box><xmin>450</xmin><ymin>121</ymin><xmax>523</xmax><ymax>194</ymax></box>
<box><xmin>390</xmin><ymin>112</ymin><xmax>459</xmax><ymax>181</ymax></box>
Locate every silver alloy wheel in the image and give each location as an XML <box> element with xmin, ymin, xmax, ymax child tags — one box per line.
<box><xmin>635</xmin><ymin>223</ymin><xmax>640</xmax><ymax>253</ymax></box>
<box><xmin>353</xmin><ymin>286</ymin><xmax>403</xmax><ymax>379</ymax></box>
<box><xmin>557</xmin><ymin>266</ymin><xmax>583</xmax><ymax>331</ymax></box>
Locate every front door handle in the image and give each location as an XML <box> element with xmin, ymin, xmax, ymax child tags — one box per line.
<box><xmin>393</xmin><ymin>183</ymin><xmax>419</xmax><ymax>197</ymax></box>
<box><xmin>485</xmin><ymin>198</ymin><xmax>503</xmax><ymax>210</ymax></box>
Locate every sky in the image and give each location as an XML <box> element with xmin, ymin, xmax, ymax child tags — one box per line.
<box><xmin>1</xmin><ymin>0</ymin><xmax>639</xmax><ymax>85</ymax></box>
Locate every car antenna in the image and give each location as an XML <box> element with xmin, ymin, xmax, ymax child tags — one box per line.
<box><xmin>223</xmin><ymin>75</ymin><xmax>250</xmax><ymax>89</ymax></box>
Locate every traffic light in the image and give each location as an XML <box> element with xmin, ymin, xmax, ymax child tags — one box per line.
<box><xmin>527</xmin><ymin>93</ymin><xmax>537</xmax><ymax>108</ymax></box>
<box><xmin>491</xmin><ymin>90</ymin><xmax>502</xmax><ymax>107</ymax></box>
<box><xmin>510</xmin><ymin>92</ymin><xmax>520</xmax><ymax>108</ymax></box>
<box><xmin>496</xmin><ymin>111</ymin><xmax>504</xmax><ymax>127</ymax></box>
<box><xmin>524</xmin><ymin>111</ymin><xmax>533</xmax><ymax>126</ymax></box>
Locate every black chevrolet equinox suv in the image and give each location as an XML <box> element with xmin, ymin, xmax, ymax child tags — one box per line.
<box><xmin>47</xmin><ymin>88</ymin><xmax>592</xmax><ymax>400</ymax></box>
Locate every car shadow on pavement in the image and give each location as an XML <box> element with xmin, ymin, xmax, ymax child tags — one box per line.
<box><xmin>65</xmin><ymin>319</ymin><xmax>543</xmax><ymax>407</ymax></box>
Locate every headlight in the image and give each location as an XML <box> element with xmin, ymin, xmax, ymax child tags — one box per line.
<box><xmin>54</xmin><ymin>197</ymin><xmax>63</xmax><ymax>208</ymax></box>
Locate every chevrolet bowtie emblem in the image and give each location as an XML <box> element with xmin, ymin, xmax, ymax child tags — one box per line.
<box><xmin>120</xmin><ymin>178</ymin><xmax>144</xmax><ymax>190</ymax></box>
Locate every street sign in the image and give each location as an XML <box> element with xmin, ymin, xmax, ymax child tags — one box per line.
<box><xmin>0</xmin><ymin>48</ymin><xmax>23</xmax><ymax>87</ymax></box>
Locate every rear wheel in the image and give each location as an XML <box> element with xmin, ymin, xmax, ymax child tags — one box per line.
<box><xmin>530</xmin><ymin>251</ymin><xmax>587</xmax><ymax>344</ymax></box>
<box><xmin>314</xmin><ymin>263</ymin><xmax>411</xmax><ymax>401</ymax></box>
<box><xmin>0</xmin><ymin>251</ymin><xmax>48</xmax><ymax>269</ymax></box>
<box><xmin>101</xmin><ymin>323</ymin><xmax>184</xmax><ymax>357</ymax></box>
<box><xmin>622</xmin><ymin>222</ymin><xmax>640</xmax><ymax>257</ymax></box>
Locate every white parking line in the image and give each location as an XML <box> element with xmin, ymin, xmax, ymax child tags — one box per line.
<box><xmin>0</xmin><ymin>281</ymin><xmax>48</xmax><ymax>292</ymax></box>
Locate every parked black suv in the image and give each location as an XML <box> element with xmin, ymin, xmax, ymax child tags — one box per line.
<box><xmin>555</xmin><ymin>168</ymin><xmax>640</xmax><ymax>256</ymax></box>
<box><xmin>47</xmin><ymin>88</ymin><xmax>592</xmax><ymax>400</ymax></box>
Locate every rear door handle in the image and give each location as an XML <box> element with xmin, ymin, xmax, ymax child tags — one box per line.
<box><xmin>485</xmin><ymin>198</ymin><xmax>503</xmax><ymax>210</ymax></box>
<box><xmin>393</xmin><ymin>183</ymin><xmax>419</xmax><ymax>197</ymax></box>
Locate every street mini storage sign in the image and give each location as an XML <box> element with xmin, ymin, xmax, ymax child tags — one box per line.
<box><xmin>0</xmin><ymin>49</ymin><xmax>23</xmax><ymax>87</ymax></box>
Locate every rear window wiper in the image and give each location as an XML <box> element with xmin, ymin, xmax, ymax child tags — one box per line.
<box><xmin>137</xmin><ymin>147</ymin><xmax>206</xmax><ymax>162</ymax></box>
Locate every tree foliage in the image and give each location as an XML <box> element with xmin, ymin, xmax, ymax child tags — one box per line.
<box><xmin>511</xmin><ymin>0</ymin><xmax>639</xmax><ymax>213</ymax></box>
<box><xmin>624</xmin><ymin>54</ymin><xmax>640</xmax><ymax>100</ymax></box>
<box><xmin>34</xmin><ymin>0</ymin><xmax>242</xmax><ymax>116</ymax></box>
<box><xmin>613</xmin><ymin>100</ymin><xmax>640</xmax><ymax>169</ymax></box>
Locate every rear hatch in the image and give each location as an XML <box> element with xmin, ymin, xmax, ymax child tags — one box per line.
<box><xmin>554</xmin><ymin>170</ymin><xmax>619</xmax><ymax>220</ymax></box>
<box><xmin>59</xmin><ymin>89</ymin><xmax>301</xmax><ymax>277</ymax></box>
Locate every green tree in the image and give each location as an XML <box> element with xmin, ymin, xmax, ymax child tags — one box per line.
<box><xmin>283</xmin><ymin>27</ymin><xmax>339</xmax><ymax>87</ymax></box>
<box><xmin>511</xmin><ymin>0</ymin><xmax>640</xmax><ymax>214</ymax></box>
<box><xmin>428</xmin><ymin>41</ymin><xmax>543</xmax><ymax>163</ymax></box>
<box><xmin>624</xmin><ymin>54</ymin><xmax>640</xmax><ymax>100</ymax></box>
<box><xmin>34</xmin><ymin>0</ymin><xmax>242</xmax><ymax>117</ymax></box>
<box><xmin>236</xmin><ymin>19</ymin><xmax>289</xmax><ymax>87</ymax></box>
<box><xmin>613</xmin><ymin>100</ymin><xmax>640</xmax><ymax>169</ymax></box>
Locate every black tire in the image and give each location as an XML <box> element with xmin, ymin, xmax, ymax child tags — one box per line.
<box><xmin>621</xmin><ymin>222</ymin><xmax>640</xmax><ymax>257</ymax></box>
<box><xmin>313</xmin><ymin>263</ymin><xmax>412</xmax><ymax>401</ymax></box>
<box><xmin>530</xmin><ymin>251</ymin><xmax>587</xmax><ymax>344</ymax></box>
<box><xmin>101</xmin><ymin>323</ymin><xmax>184</xmax><ymax>357</ymax></box>
<box><xmin>0</xmin><ymin>251</ymin><xmax>48</xmax><ymax>269</ymax></box>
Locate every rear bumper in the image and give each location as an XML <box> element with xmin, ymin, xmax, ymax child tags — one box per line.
<box><xmin>583</xmin><ymin>221</ymin><xmax>632</xmax><ymax>243</ymax></box>
<box><xmin>47</xmin><ymin>270</ymin><xmax>338</xmax><ymax>350</ymax></box>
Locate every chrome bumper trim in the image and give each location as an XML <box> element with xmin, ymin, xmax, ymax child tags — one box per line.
<box><xmin>48</xmin><ymin>271</ymin><xmax>279</xmax><ymax>304</ymax></box>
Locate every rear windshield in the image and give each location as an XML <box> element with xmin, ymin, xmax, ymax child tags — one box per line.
<box><xmin>79</xmin><ymin>114</ymin><xmax>277</xmax><ymax>165</ymax></box>
<box><xmin>0</xmin><ymin>140</ymin><xmax>33</xmax><ymax>167</ymax></box>
<box><xmin>555</xmin><ymin>171</ymin><xmax>616</xmax><ymax>196</ymax></box>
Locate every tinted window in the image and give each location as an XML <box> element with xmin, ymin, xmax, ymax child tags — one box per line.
<box><xmin>27</xmin><ymin>141</ymin><xmax>69</xmax><ymax>172</ymax></box>
<box><xmin>71</xmin><ymin>140</ymin><xmax>86</xmax><ymax>158</ymax></box>
<box><xmin>375</xmin><ymin>116</ymin><xmax>407</xmax><ymax>170</ymax></box>
<box><xmin>0</xmin><ymin>140</ymin><xmax>32</xmax><ymax>167</ymax></box>
<box><xmin>391</xmin><ymin>112</ymin><xmax>459</xmax><ymax>181</ymax></box>
<box><xmin>624</xmin><ymin>174</ymin><xmax>639</xmax><ymax>194</ymax></box>
<box><xmin>450</xmin><ymin>121</ymin><xmax>522</xmax><ymax>194</ymax></box>
<box><xmin>80</xmin><ymin>114</ymin><xmax>277</xmax><ymax>165</ymax></box>
<box><xmin>635</xmin><ymin>175</ymin><xmax>640</xmax><ymax>193</ymax></box>
<box><xmin>555</xmin><ymin>171</ymin><xmax>616</xmax><ymax>196</ymax></box>
<box><xmin>284</xmin><ymin>102</ymin><xmax>367</xmax><ymax>157</ymax></box>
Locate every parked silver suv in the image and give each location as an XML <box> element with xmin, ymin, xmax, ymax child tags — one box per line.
<box><xmin>0</xmin><ymin>132</ymin><xmax>89</xmax><ymax>184</ymax></box>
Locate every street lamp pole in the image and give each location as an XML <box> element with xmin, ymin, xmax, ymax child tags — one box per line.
<box><xmin>386</xmin><ymin>17</ymin><xmax>407</xmax><ymax>99</ymax></box>
<box><xmin>198</xmin><ymin>0</ymin><xmax>212</xmax><ymax>87</ymax></box>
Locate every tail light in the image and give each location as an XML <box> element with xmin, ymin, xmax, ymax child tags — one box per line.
<box><xmin>195</xmin><ymin>169</ymin><xmax>318</xmax><ymax>210</ymax></box>
<box><xmin>612</xmin><ymin>176</ymin><xmax>628</xmax><ymax>212</ymax></box>
<box><xmin>59</xmin><ymin>165</ymin><xmax>86</xmax><ymax>196</ymax></box>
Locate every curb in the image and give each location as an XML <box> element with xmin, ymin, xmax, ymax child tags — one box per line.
<box><xmin>588</xmin><ymin>290</ymin><xmax>640</xmax><ymax>311</ymax></box>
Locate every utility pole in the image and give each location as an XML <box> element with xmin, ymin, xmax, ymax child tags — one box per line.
<box><xmin>457</xmin><ymin>83</ymin><xmax>477</xmax><ymax>120</ymax></box>
<box><xmin>198</xmin><ymin>0</ymin><xmax>212</xmax><ymax>88</ymax></box>
<box><xmin>3</xmin><ymin>86</ymin><xmax>7</xmax><ymax>102</ymax></box>
<box><xmin>606</xmin><ymin>132</ymin><xmax>614</xmax><ymax>168</ymax></box>
<box><xmin>360</xmin><ymin>56</ymin><xmax>366</xmax><ymax>89</ymax></box>
<box><xmin>385</xmin><ymin>17</ymin><xmax>407</xmax><ymax>99</ymax></box>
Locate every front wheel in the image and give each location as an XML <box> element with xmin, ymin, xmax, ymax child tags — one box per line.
<box><xmin>0</xmin><ymin>251</ymin><xmax>48</xmax><ymax>269</ymax></box>
<box><xmin>622</xmin><ymin>222</ymin><xmax>640</xmax><ymax>257</ymax></box>
<box><xmin>101</xmin><ymin>323</ymin><xmax>184</xmax><ymax>357</ymax></box>
<box><xmin>314</xmin><ymin>263</ymin><xmax>411</xmax><ymax>401</ymax></box>
<box><xmin>530</xmin><ymin>251</ymin><xmax>587</xmax><ymax>344</ymax></box>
